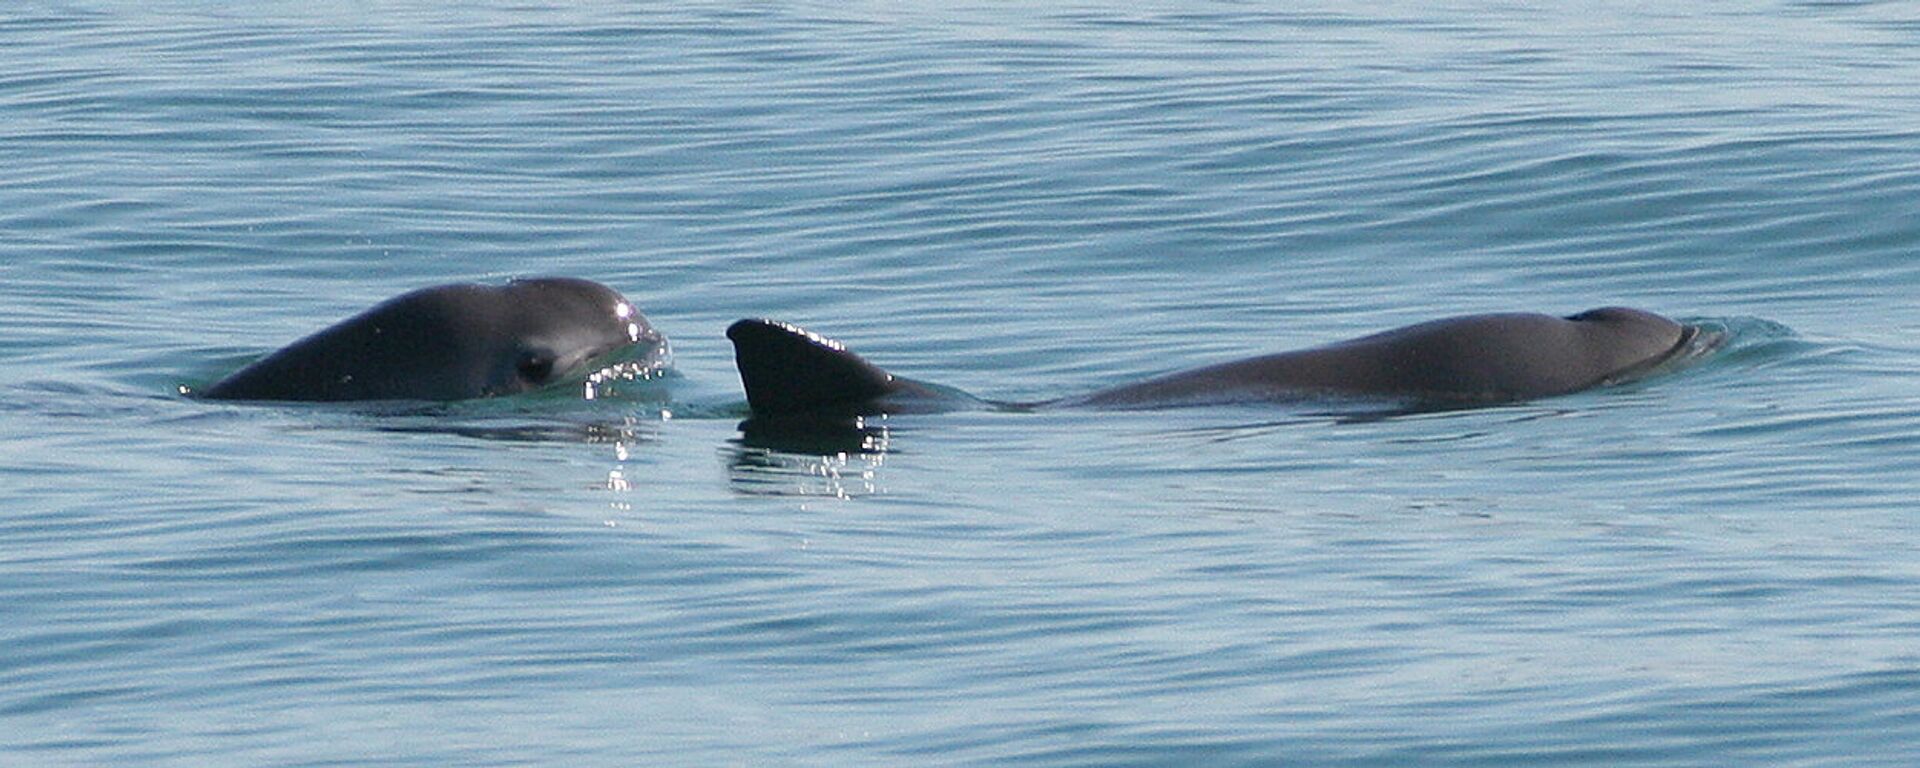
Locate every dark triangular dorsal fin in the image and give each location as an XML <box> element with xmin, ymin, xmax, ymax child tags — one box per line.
<box><xmin>726</xmin><ymin>319</ymin><xmax>901</xmax><ymax>417</ymax></box>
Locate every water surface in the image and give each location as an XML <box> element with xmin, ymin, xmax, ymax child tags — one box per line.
<box><xmin>5</xmin><ymin>1</ymin><xmax>1920</xmax><ymax>765</ymax></box>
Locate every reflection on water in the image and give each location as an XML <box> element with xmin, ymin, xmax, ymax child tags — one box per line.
<box><xmin>376</xmin><ymin>417</ymin><xmax>660</xmax><ymax>444</ymax></box>
<box><xmin>725</xmin><ymin>418</ymin><xmax>892</xmax><ymax>498</ymax></box>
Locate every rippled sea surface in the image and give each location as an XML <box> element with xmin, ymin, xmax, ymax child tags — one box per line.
<box><xmin>6</xmin><ymin>1</ymin><xmax>1920</xmax><ymax>765</ymax></box>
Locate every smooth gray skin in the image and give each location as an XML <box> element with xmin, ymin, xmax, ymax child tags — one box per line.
<box><xmin>1070</xmin><ymin>307</ymin><xmax>1692</xmax><ymax>408</ymax></box>
<box><xmin>726</xmin><ymin>308</ymin><xmax>1694</xmax><ymax>420</ymax></box>
<box><xmin>202</xmin><ymin>278</ymin><xmax>661</xmax><ymax>402</ymax></box>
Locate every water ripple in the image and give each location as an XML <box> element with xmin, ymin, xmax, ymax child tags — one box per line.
<box><xmin>7</xmin><ymin>1</ymin><xmax>1920</xmax><ymax>765</ymax></box>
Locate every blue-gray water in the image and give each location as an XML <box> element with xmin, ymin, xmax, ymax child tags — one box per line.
<box><xmin>5</xmin><ymin>1</ymin><xmax>1920</xmax><ymax>765</ymax></box>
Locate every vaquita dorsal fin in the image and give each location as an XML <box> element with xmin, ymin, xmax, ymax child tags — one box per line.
<box><xmin>726</xmin><ymin>319</ymin><xmax>901</xmax><ymax>417</ymax></box>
